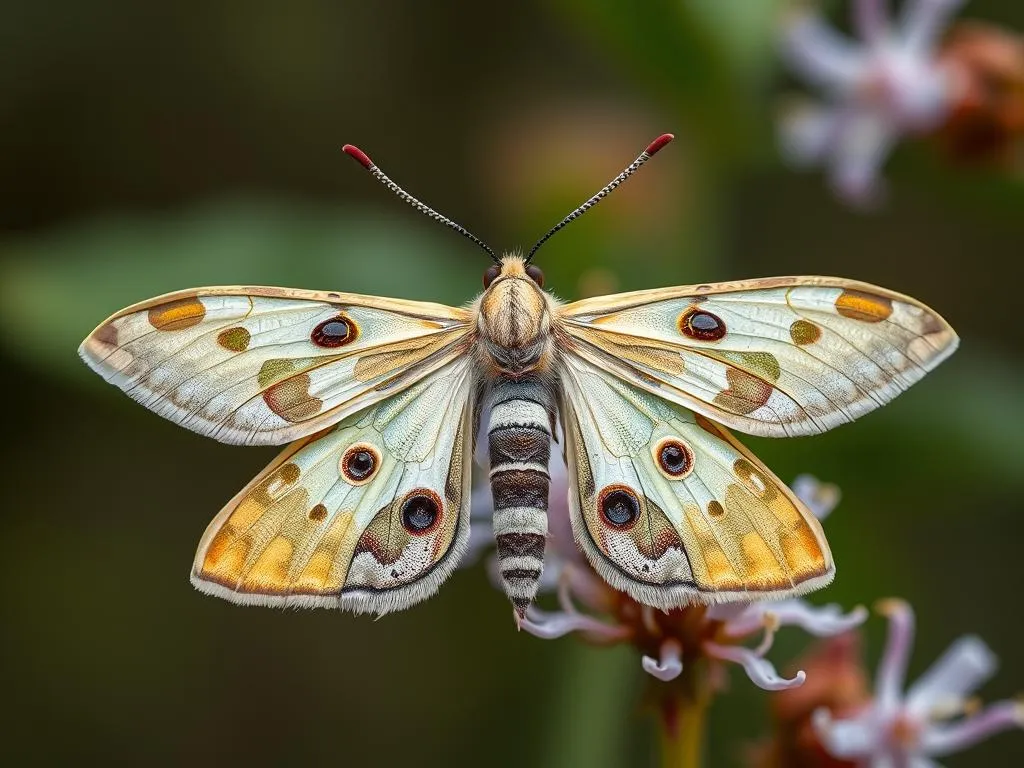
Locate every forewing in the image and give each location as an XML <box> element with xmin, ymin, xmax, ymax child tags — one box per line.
<box><xmin>80</xmin><ymin>287</ymin><xmax>471</xmax><ymax>445</ymax></box>
<box><xmin>560</xmin><ymin>277</ymin><xmax>957</xmax><ymax>437</ymax></box>
<box><xmin>191</xmin><ymin>356</ymin><xmax>474</xmax><ymax>614</ymax></box>
<box><xmin>559</xmin><ymin>353</ymin><xmax>833</xmax><ymax>610</ymax></box>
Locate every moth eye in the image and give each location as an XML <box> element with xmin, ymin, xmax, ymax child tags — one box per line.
<box><xmin>525</xmin><ymin>264</ymin><xmax>545</xmax><ymax>288</ymax></box>
<box><xmin>599</xmin><ymin>486</ymin><xmax>641</xmax><ymax>529</ymax></box>
<box><xmin>656</xmin><ymin>438</ymin><xmax>693</xmax><ymax>478</ymax></box>
<box><xmin>679</xmin><ymin>307</ymin><xmax>726</xmax><ymax>341</ymax></box>
<box><xmin>483</xmin><ymin>265</ymin><xmax>501</xmax><ymax>289</ymax></box>
<box><xmin>400</xmin><ymin>490</ymin><xmax>442</xmax><ymax>535</ymax></box>
<box><xmin>311</xmin><ymin>314</ymin><xmax>357</xmax><ymax>348</ymax></box>
<box><xmin>341</xmin><ymin>444</ymin><xmax>379</xmax><ymax>483</ymax></box>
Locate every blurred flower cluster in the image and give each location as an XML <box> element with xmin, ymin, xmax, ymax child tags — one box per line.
<box><xmin>465</xmin><ymin>441</ymin><xmax>1022</xmax><ymax>766</ymax></box>
<box><xmin>779</xmin><ymin>0</ymin><xmax>1024</xmax><ymax>205</ymax></box>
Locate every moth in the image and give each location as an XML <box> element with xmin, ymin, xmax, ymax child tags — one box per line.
<box><xmin>80</xmin><ymin>135</ymin><xmax>958</xmax><ymax>620</ymax></box>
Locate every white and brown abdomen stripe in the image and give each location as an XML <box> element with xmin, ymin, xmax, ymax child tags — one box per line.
<box><xmin>485</xmin><ymin>376</ymin><xmax>556</xmax><ymax>618</ymax></box>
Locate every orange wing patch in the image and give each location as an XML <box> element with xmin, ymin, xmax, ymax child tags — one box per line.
<box><xmin>147</xmin><ymin>296</ymin><xmax>206</xmax><ymax>331</ymax></box>
<box><xmin>834</xmin><ymin>289</ymin><xmax>893</xmax><ymax>322</ymax></box>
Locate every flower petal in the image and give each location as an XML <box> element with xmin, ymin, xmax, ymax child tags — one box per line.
<box><xmin>875</xmin><ymin>598</ymin><xmax>916</xmax><ymax>716</ymax></box>
<box><xmin>905</xmin><ymin>635</ymin><xmax>998</xmax><ymax>719</ymax></box>
<box><xmin>642</xmin><ymin>639</ymin><xmax>683</xmax><ymax>682</ymax></box>
<box><xmin>782</xmin><ymin>9</ymin><xmax>868</xmax><ymax>91</ymax></box>
<box><xmin>791</xmin><ymin>474</ymin><xmax>842</xmax><ymax>520</ymax></box>
<box><xmin>853</xmin><ymin>0</ymin><xmax>889</xmax><ymax>46</ymax></box>
<box><xmin>719</xmin><ymin>599</ymin><xmax>867</xmax><ymax>639</ymax></box>
<box><xmin>779</xmin><ymin>101</ymin><xmax>842</xmax><ymax>167</ymax></box>
<box><xmin>828</xmin><ymin>109</ymin><xmax>897</xmax><ymax>206</ymax></box>
<box><xmin>919</xmin><ymin>700</ymin><xmax>1024</xmax><ymax>756</ymax></box>
<box><xmin>899</xmin><ymin>0</ymin><xmax>967</xmax><ymax>56</ymax></box>
<box><xmin>520</xmin><ymin>606</ymin><xmax>629</xmax><ymax>642</ymax></box>
<box><xmin>705</xmin><ymin>640</ymin><xmax>806</xmax><ymax>691</ymax></box>
<box><xmin>812</xmin><ymin>706</ymin><xmax>880</xmax><ymax>758</ymax></box>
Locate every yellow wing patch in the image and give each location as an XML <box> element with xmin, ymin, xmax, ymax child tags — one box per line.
<box><xmin>560</xmin><ymin>353</ymin><xmax>832</xmax><ymax>610</ymax></box>
<box><xmin>80</xmin><ymin>286</ymin><xmax>472</xmax><ymax>446</ymax></box>
<box><xmin>191</xmin><ymin>357</ymin><xmax>474</xmax><ymax>614</ymax></box>
<box><xmin>559</xmin><ymin>276</ymin><xmax>957</xmax><ymax>438</ymax></box>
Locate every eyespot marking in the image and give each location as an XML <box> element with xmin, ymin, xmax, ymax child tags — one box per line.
<box><xmin>400</xmin><ymin>489</ymin><xmax>442</xmax><ymax>535</ymax></box>
<box><xmin>654</xmin><ymin>438</ymin><xmax>694</xmax><ymax>479</ymax></box>
<box><xmin>311</xmin><ymin>314</ymin><xmax>358</xmax><ymax>348</ymax></box>
<box><xmin>217</xmin><ymin>326</ymin><xmax>251</xmax><ymax>352</ymax></box>
<box><xmin>835</xmin><ymin>289</ymin><xmax>893</xmax><ymax>323</ymax></box>
<box><xmin>679</xmin><ymin>307</ymin><xmax>726</xmax><ymax>341</ymax></box>
<box><xmin>598</xmin><ymin>485</ymin><xmax>641</xmax><ymax>530</ymax></box>
<box><xmin>340</xmin><ymin>444</ymin><xmax>380</xmax><ymax>484</ymax></box>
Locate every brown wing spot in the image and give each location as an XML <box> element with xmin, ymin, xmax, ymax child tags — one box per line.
<box><xmin>790</xmin><ymin>319</ymin><xmax>822</xmax><ymax>345</ymax></box>
<box><xmin>148</xmin><ymin>297</ymin><xmax>206</xmax><ymax>331</ymax></box>
<box><xmin>835</xmin><ymin>289</ymin><xmax>893</xmax><ymax>323</ymax></box>
<box><xmin>311</xmin><ymin>314</ymin><xmax>358</xmax><ymax>348</ymax></box>
<box><xmin>713</xmin><ymin>368</ymin><xmax>774</xmax><ymax>415</ymax></box>
<box><xmin>263</xmin><ymin>374</ymin><xmax>323</xmax><ymax>422</ymax></box>
<box><xmin>679</xmin><ymin>307</ymin><xmax>727</xmax><ymax>341</ymax></box>
<box><xmin>707</xmin><ymin>500</ymin><xmax>725</xmax><ymax>517</ymax></box>
<box><xmin>733</xmin><ymin>458</ymin><xmax>779</xmax><ymax>502</ymax></box>
<box><xmin>93</xmin><ymin>321</ymin><xmax>119</xmax><ymax>348</ymax></box>
<box><xmin>308</xmin><ymin>503</ymin><xmax>328</xmax><ymax>522</ymax></box>
<box><xmin>217</xmin><ymin>326</ymin><xmax>251</xmax><ymax>352</ymax></box>
<box><xmin>628</xmin><ymin>498</ymin><xmax>683</xmax><ymax>563</ymax></box>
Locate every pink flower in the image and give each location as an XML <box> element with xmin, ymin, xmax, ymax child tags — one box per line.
<box><xmin>813</xmin><ymin>599</ymin><xmax>1024</xmax><ymax>766</ymax></box>
<box><xmin>466</xmin><ymin>450</ymin><xmax>865</xmax><ymax>691</ymax></box>
<box><xmin>779</xmin><ymin>0</ymin><xmax>965</xmax><ymax>204</ymax></box>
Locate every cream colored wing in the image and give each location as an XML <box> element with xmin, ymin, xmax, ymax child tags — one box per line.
<box><xmin>80</xmin><ymin>286</ymin><xmax>471</xmax><ymax>445</ymax></box>
<box><xmin>559</xmin><ymin>277</ymin><xmax>957</xmax><ymax>437</ymax></box>
<box><xmin>191</xmin><ymin>356</ymin><xmax>474</xmax><ymax>614</ymax></box>
<box><xmin>559</xmin><ymin>353</ymin><xmax>833</xmax><ymax>610</ymax></box>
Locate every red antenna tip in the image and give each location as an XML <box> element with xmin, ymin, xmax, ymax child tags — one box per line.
<box><xmin>645</xmin><ymin>133</ymin><xmax>675</xmax><ymax>156</ymax></box>
<box><xmin>342</xmin><ymin>144</ymin><xmax>374</xmax><ymax>169</ymax></box>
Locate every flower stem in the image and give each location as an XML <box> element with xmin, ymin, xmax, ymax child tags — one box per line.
<box><xmin>657</xmin><ymin>658</ymin><xmax>712</xmax><ymax>768</ymax></box>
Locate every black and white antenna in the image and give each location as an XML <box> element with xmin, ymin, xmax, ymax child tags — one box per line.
<box><xmin>524</xmin><ymin>133</ymin><xmax>674</xmax><ymax>264</ymax></box>
<box><xmin>343</xmin><ymin>144</ymin><xmax>500</xmax><ymax>265</ymax></box>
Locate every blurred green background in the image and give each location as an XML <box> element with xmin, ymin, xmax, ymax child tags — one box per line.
<box><xmin>2</xmin><ymin>1</ymin><xmax>1023</xmax><ymax>765</ymax></box>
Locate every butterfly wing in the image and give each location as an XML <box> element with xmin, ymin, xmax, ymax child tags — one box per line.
<box><xmin>559</xmin><ymin>277</ymin><xmax>957</xmax><ymax>437</ymax></box>
<box><xmin>191</xmin><ymin>355</ymin><xmax>474</xmax><ymax>614</ymax></box>
<box><xmin>559</xmin><ymin>353</ymin><xmax>832</xmax><ymax>609</ymax></box>
<box><xmin>80</xmin><ymin>287</ymin><xmax>472</xmax><ymax>445</ymax></box>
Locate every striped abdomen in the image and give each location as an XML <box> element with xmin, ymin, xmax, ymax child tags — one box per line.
<box><xmin>485</xmin><ymin>376</ymin><xmax>556</xmax><ymax>619</ymax></box>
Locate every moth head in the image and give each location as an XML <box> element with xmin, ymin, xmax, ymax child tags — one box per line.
<box><xmin>478</xmin><ymin>255</ymin><xmax>553</xmax><ymax>374</ymax></box>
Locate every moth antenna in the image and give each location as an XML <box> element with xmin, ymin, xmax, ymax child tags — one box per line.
<box><xmin>342</xmin><ymin>144</ymin><xmax>500</xmax><ymax>265</ymax></box>
<box><xmin>524</xmin><ymin>133</ymin><xmax>674</xmax><ymax>264</ymax></box>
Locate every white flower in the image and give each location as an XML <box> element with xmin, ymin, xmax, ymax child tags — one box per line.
<box><xmin>512</xmin><ymin>471</ymin><xmax>866</xmax><ymax>691</ymax></box>
<box><xmin>813</xmin><ymin>598</ymin><xmax>1024</xmax><ymax>766</ymax></box>
<box><xmin>780</xmin><ymin>0</ymin><xmax>966</xmax><ymax>204</ymax></box>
